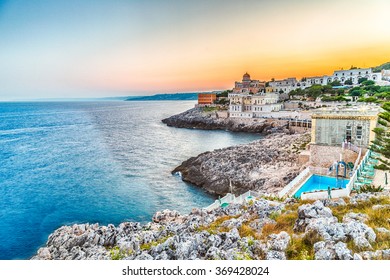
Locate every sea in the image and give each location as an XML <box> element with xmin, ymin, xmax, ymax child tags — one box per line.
<box><xmin>0</xmin><ymin>101</ymin><xmax>261</xmax><ymax>260</ymax></box>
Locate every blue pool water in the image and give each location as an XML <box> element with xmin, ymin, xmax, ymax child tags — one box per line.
<box><xmin>294</xmin><ymin>175</ymin><xmax>350</xmax><ymax>198</ymax></box>
<box><xmin>0</xmin><ymin>101</ymin><xmax>262</xmax><ymax>259</ymax></box>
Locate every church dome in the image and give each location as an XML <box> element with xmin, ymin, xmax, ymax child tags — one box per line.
<box><xmin>243</xmin><ymin>72</ymin><xmax>250</xmax><ymax>81</ymax></box>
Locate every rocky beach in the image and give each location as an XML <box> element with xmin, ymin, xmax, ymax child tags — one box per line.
<box><xmin>33</xmin><ymin>191</ymin><xmax>390</xmax><ymax>260</ymax></box>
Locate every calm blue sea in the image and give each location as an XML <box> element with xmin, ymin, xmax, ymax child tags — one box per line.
<box><xmin>0</xmin><ymin>101</ymin><xmax>261</xmax><ymax>260</ymax></box>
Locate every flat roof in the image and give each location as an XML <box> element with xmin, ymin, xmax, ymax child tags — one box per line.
<box><xmin>312</xmin><ymin>105</ymin><xmax>381</xmax><ymax>119</ymax></box>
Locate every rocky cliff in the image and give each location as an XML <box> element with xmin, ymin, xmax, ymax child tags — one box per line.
<box><xmin>161</xmin><ymin>108</ymin><xmax>286</xmax><ymax>133</ymax></box>
<box><xmin>172</xmin><ymin>132</ymin><xmax>311</xmax><ymax>196</ymax></box>
<box><xmin>33</xmin><ymin>191</ymin><xmax>390</xmax><ymax>260</ymax></box>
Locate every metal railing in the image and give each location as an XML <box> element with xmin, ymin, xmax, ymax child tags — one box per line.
<box><xmin>346</xmin><ymin>149</ymin><xmax>372</xmax><ymax>192</ymax></box>
<box><xmin>203</xmin><ymin>190</ymin><xmax>258</xmax><ymax>212</ymax></box>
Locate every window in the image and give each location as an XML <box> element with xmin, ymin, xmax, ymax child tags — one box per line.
<box><xmin>356</xmin><ymin>126</ymin><xmax>362</xmax><ymax>140</ymax></box>
<box><xmin>346</xmin><ymin>125</ymin><xmax>352</xmax><ymax>142</ymax></box>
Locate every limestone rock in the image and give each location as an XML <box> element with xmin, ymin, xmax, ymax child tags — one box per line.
<box><xmin>265</xmin><ymin>250</ymin><xmax>286</xmax><ymax>260</ymax></box>
<box><xmin>342</xmin><ymin>212</ymin><xmax>368</xmax><ymax>223</ymax></box>
<box><xmin>314</xmin><ymin>241</ymin><xmax>352</xmax><ymax>260</ymax></box>
<box><xmin>267</xmin><ymin>231</ymin><xmax>290</xmax><ymax>252</ymax></box>
<box><xmin>172</xmin><ymin>132</ymin><xmax>309</xmax><ymax>196</ymax></box>
<box><xmin>294</xmin><ymin>200</ymin><xmax>334</xmax><ymax>232</ymax></box>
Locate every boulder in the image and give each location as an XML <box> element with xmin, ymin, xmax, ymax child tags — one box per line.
<box><xmin>267</xmin><ymin>231</ymin><xmax>290</xmax><ymax>252</ymax></box>
<box><xmin>294</xmin><ymin>200</ymin><xmax>334</xmax><ymax>232</ymax></box>
<box><xmin>314</xmin><ymin>241</ymin><xmax>352</xmax><ymax>260</ymax></box>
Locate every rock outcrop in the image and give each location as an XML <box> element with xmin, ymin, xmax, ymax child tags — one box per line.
<box><xmin>162</xmin><ymin>108</ymin><xmax>287</xmax><ymax>133</ymax></box>
<box><xmin>32</xmin><ymin>191</ymin><xmax>390</xmax><ymax>260</ymax></box>
<box><xmin>33</xmin><ymin>201</ymin><xmax>282</xmax><ymax>260</ymax></box>
<box><xmin>172</xmin><ymin>132</ymin><xmax>311</xmax><ymax>196</ymax></box>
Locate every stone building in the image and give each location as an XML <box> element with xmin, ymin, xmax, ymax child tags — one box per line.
<box><xmin>233</xmin><ymin>72</ymin><xmax>265</xmax><ymax>94</ymax></box>
<box><xmin>310</xmin><ymin>106</ymin><xmax>380</xmax><ymax>148</ymax></box>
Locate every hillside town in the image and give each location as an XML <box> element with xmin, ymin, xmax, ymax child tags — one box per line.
<box><xmin>192</xmin><ymin>63</ymin><xmax>390</xmax><ymax>202</ymax></box>
<box><xmin>197</xmin><ymin>64</ymin><xmax>390</xmax><ymax>119</ymax></box>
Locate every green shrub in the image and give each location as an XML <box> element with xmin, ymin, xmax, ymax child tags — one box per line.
<box><xmin>358</xmin><ymin>184</ymin><xmax>384</xmax><ymax>193</ymax></box>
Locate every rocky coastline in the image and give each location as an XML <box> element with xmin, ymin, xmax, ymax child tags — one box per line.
<box><xmin>33</xmin><ymin>191</ymin><xmax>390</xmax><ymax>260</ymax></box>
<box><xmin>161</xmin><ymin>107</ymin><xmax>287</xmax><ymax>133</ymax></box>
<box><xmin>172</xmin><ymin>132</ymin><xmax>311</xmax><ymax>196</ymax></box>
<box><xmin>32</xmin><ymin>109</ymin><xmax>390</xmax><ymax>260</ymax></box>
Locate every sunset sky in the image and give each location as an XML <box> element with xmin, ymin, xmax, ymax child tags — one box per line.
<box><xmin>1</xmin><ymin>0</ymin><xmax>390</xmax><ymax>100</ymax></box>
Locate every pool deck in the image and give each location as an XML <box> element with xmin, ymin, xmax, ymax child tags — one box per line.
<box><xmin>373</xmin><ymin>169</ymin><xmax>390</xmax><ymax>190</ymax></box>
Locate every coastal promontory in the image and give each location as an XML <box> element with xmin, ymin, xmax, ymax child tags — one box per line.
<box><xmin>162</xmin><ymin>107</ymin><xmax>286</xmax><ymax>133</ymax></box>
<box><xmin>172</xmin><ymin>132</ymin><xmax>311</xmax><ymax>196</ymax></box>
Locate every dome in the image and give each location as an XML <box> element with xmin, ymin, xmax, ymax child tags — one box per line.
<box><xmin>243</xmin><ymin>72</ymin><xmax>250</xmax><ymax>81</ymax></box>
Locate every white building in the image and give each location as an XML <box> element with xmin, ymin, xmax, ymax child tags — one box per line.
<box><xmin>229</xmin><ymin>92</ymin><xmax>283</xmax><ymax>118</ymax></box>
<box><xmin>268</xmin><ymin>68</ymin><xmax>382</xmax><ymax>94</ymax></box>
<box><xmin>269</xmin><ymin>78</ymin><xmax>298</xmax><ymax>94</ymax></box>
<box><xmin>382</xmin><ymin>69</ymin><xmax>390</xmax><ymax>81</ymax></box>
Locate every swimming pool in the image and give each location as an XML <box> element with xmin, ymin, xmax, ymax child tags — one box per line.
<box><xmin>294</xmin><ymin>174</ymin><xmax>350</xmax><ymax>198</ymax></box>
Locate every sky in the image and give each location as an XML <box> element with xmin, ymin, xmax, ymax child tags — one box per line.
<box><xmin>0</xmin><ymin>0</ymin><xmax>390</xmax><ymax>100</ymax></box>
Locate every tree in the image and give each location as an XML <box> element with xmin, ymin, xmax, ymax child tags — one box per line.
<box><xmin>370</xmin><ymin>102</ymin><xmax>390</xmax><ymax>170</ymax></box>
<box><xmin>350</xmin><ymin>88</ymin><xmax>364</xmax><ymax>97</ymax></box>
<box><xmin>362</xmin><ymin>80</ymin><xmax>375</xmax><ymax>86</ymax></box>
<box><xmin>306</xmin><ymin>85</ymin><xmax>322</xmax><ymax>99</ymax></box>
<box><xmin>358</xmin><ymin>77</ymin><xmax>368</xmax><ymax>84</ymax></box>
<box><xmin>344</xmin><ymin>79</ymin><xmax>353</xmax><ymax>85</ymax></box>
<box><xmin>330</xmin><ymin>80</ymin><xmax>341</xmax><ymax>86</ymax></box>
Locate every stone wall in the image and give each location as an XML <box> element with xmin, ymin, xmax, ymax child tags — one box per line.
<box><xmin>216</xmin><ymin>111</ymin><xmax>228</xmax><ymax>119</ymax></box>
<box><xmin>309</xmin><ymin>144</ymin><xmax>359</xmax><ymax>168</ymax></box>
<box><xmin>314</xmin><ymin>118</ymin><xmax>371</xmax><ymax>147</ymax></box>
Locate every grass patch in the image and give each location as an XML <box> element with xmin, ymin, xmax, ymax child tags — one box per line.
<box><xmin>261</xmin><ymin>210</ymin><xmax>298</xmax><ymax>238</ymax></box>
<box><xmin>259</xmin><ymin>195</ymin><xmax>285</xmax><ymax>202</ymax></box>
<box><xmin>202</xmin><ymin>107</ymin><xmax>218</xmax><ymax>112</ymax></box>
<box><xmin>286</xmin><ymin>231</ymin><xmax>321</xmax><ymax>260</ymax></box>
<box><xmin>196</xmin><ymin>215</ymin><xmax>239</xmax><ymax>235</ymax></box>
<box><xmin>109</xmin><ymin>246</ymin><xmax>132</xmax><ymax>260</ymax></box>
<box><xmin>140</xmin><ymin>234</ymin><xmax>173</xmax><ymax>251</ymax></box>
<box><xmin>372</xmin><ymin>232</ymin><xmax>390</xmax><ymax>251</ymax></box>
<box><xmin>238</xmin><ymin>224</ymin><xmax>260</xmax><ymax>239</ymax></box>
<box><xmin>234</xmin><ymin>252</ymin><xmax>253</xmax><ymax>260</ymax></box>
<box><xmin>331</xmin><ymin>196</ymin><xmax>390</xmax><ymax>224</ymax></box>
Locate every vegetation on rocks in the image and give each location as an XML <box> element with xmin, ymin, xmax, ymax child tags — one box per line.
<box><xmin>32</xmin><ymin>190</ymin><xmax>390</xmax><ymax>260</ymax></box>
